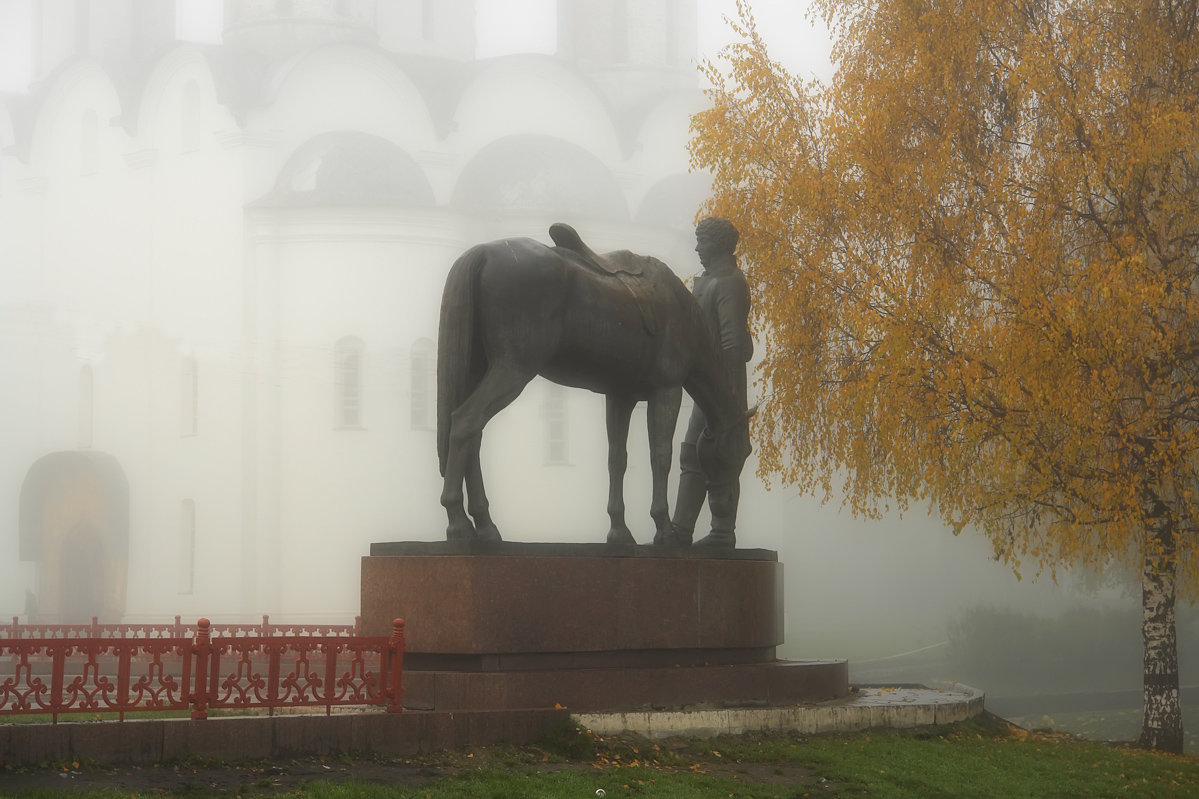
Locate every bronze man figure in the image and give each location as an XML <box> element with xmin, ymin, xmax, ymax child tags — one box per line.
<box><xmin>660</xmin><ymin>217</ymin><xmax>753</xmax><ymax>550</ymax></box>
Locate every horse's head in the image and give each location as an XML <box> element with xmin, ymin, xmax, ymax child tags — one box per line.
<box><xmin>697</xmin><ymin>405</ymin><xmax>757</xmax><ymax>485</ymax></box>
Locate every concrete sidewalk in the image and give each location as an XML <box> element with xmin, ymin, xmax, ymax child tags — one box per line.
<box><xmin>0</xmin><ymin>684</ymin><xmax>985</xmax><ymax>766</ymax></box>
<box><xmin>574</xmin><ymin>682</ymin><xmax>985</xmax><ymax>740</ymax></box>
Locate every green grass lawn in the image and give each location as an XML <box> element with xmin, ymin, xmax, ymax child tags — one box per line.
<box><xmin>700</xmin><ymin>720</ymin><xmax>1199</xmax><ymax>798</ymax></box>
<box><xmin>1005</xmin><ymin>707</ymin><xmax>1199</xmax><ymax>754</ymax></box>
<box><xmin>3</xmin><ymin>714</ymin><xmax>1198</xmax><ymax>797</ymax></box>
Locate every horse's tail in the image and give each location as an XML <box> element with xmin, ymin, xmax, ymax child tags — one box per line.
<box><xmin>437</xmin><ymin>245</ymin><xmax>487</xmax><ymax>476</ymax></box>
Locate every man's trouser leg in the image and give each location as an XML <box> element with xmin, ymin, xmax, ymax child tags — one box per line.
<box><xmin>664</xmin><ymin>440</ymin><xmax>706</xmax><ymax>546</ymax></box>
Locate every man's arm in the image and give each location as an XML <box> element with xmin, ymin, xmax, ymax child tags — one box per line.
<box><xmin>715</xmin><ymin>274</ymin><xmax>753</xmax><ymax>363</ymax></box>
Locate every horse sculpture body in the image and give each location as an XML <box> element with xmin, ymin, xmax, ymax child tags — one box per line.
<box><xmin>437</xmin><ymin>224</ymin><xmax>751</xmax><ymax>543</ymax></box>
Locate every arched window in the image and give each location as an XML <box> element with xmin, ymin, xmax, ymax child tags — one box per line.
<box><xmin>665</xmin><ymin>0</ymin><xmax>679</xmax><ymax>65</ymax></box>
<box><xmin>180</xmin><ymin>81</ymin><xmax>201</xmax><ymax>153</ymax></box>
<box><xmin>542</xmin><ymin>382</ymin><xmax>569</xmax><ymax>465</ymax></box>
<box><xmin>410</xmin><ymin>338</ymin><xmax>435</xmax><ymax>430</ymax></box>
<box><xmin>613</xmin><ymin>0</ymin><xmax>629</xmax><ymax>63</ymax></box>
<box><xmin>79</xmin><ymin>365</ymin><xmax>93</xmax><ymax>449</ymax></box>
<box><xmin>422</xmin><ymin>0</ymin><xmax>436</xmax><ymax>40</ymax></box>
<box><xmin>180</xmin><ymin>356</ymin><xmax>198</xmax><ymax>436</ymax></box>
<box><xmin>179</xmin><ymin>499</ymin><xmax>195</xmax><ymax>595</ymax></box>
<box><xmin>335</xmin><ymin>337</ymin><xmax>364</xmax><ymax>428</ymax></box>
<box><xmin>80</xmin><ymin>109</ymin><xmax>98</xmax><ymax>176</ymax></box>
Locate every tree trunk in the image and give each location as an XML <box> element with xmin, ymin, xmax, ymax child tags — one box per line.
<box><xmin>1138</xmin><ymin>530</ymin><xmax>1184</xmax><ymax>753</ymax></box>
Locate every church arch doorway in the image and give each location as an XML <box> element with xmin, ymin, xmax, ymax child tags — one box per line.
<box><xmin>19</xmin><ymin>451</ymin><xmax>129</xmax><ymax>623</ymax></box>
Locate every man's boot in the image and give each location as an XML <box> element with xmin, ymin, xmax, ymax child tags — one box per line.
<box><xmin>694</xmin><ymin>481</ymin><xmax>740</xmax><ymax>550</ymax></box>
<box><xmin>693</xmin><ymin>530</ymin><xmax>735</xmax><ymax>549</ymax></box>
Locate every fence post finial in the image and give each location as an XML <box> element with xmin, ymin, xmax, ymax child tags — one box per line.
<box><xmin>191</xmin><ymin>618</ymin><xmax>211</xmax><ymax>720</ymax></box>
<box><xmin>387</xmin><ymin>618</ymin><xmax>405</xmax><ymax>713</ymax></box>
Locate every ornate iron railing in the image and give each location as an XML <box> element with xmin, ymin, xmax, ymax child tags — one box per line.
<box><xmin>1</xmin><ymin>614</ymin><xmax>362</xmax><ymax>640</ymax></box>
<box><xmin>0</xmin><ymin>618</ymin><xmax>404</xmax><ymax>722</ymax></box>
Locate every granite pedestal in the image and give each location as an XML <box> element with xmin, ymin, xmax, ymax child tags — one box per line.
<box><xmin>361</xmin><ymin>541</ymin><xmax>847</xmax><ymax>712</ymax></box>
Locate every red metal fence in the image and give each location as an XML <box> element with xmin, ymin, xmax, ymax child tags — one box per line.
<box><xmin>1</xmin><ymin>614</ymin><xmax>361</xmax><ymax>640</ymax></box>
<box><xmin>0</xmin><ymin>618</ymin><xmax>404</xmax><ymax>722</ymax></box>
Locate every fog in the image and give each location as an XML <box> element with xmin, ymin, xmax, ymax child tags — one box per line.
<box><xmin>0</xmin><ymin>0</ymin><xmax>1192</xmax><ymax>746</ymax></box>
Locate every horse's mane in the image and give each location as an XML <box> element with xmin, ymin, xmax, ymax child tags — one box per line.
<box><xmin>647</xmin><ymin>260</ymin><xmax>751</xmax><ymax>468</ymax></box>
<box><xmin>641</xmin><ymin>257</ymin><xmax>739</xmax><ymax>399</ymax></box>
<box><xmin>652</xmin><ymin>259</ymin><xmax>722</xmax><ymax>342</ymax></box>
<box><xmin>562</xmin><ymin>243</ymin><xmax>737</xmax><ymax>401</ymax></box>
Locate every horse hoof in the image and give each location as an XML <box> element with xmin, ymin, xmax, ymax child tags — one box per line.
<box><xmin>476</xmin><ymin>523</ymin><xmax>503</xmax><ymax>542</ymax></box>
<box><xmin>606</xmin><ymin>527</ymin><xmax>636</xmax><ymax>545</ymax></box>
<box><xmin>446</xmin><ymin>522</ymin><xmax>476</xmax><ymax>541</ymax></box>
<box><xmin>657</xmin><ymin>525</ymin><xmax>695</xmax><ymax>544</ymax></box>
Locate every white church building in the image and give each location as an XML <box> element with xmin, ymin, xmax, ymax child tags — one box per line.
<box><xmin>0</xmin><ymin>0</ymin><xmax>730</xmax><ymax>624</ymax></box>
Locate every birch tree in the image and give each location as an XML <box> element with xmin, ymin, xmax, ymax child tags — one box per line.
<box><xmin>692</xmin><ymin>0</ymin><xmax>1199</xmax><ymax>752</ymax></box>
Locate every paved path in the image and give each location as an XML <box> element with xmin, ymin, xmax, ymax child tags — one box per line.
<box><xmin>574</xmin><ymin>682</ymin><xmax>985</xmax><ymax>740</ymax></box>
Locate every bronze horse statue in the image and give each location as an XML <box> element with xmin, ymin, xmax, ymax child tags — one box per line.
<box><xmin>437</xmin><ymin>224</ymin><xmax>752</xmax><ymax>543</ymax></box>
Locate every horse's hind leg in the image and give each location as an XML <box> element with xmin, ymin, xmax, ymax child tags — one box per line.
<box><xmin>442</xmin><ymin>432</ymin><xmax>478</xmax><ymax>541</ymax></box>
<box><xmin>647</xmin><ymin>386</ymin><xmax>682</xmax><ymax>543</ymax></box>
<box><xmin>464</xmin><ymin>446</ymin><xmax>501</xmax><ymax>541</ymax></box>
<box><xmin>604</xmin><ymin>394</ymin><xmax>637</xmax><ymax>544</ymax></box>
<box><xmin>440</xmin><ymin>364</ymin><xmax>534</xmax><ymax>540</ymax></box>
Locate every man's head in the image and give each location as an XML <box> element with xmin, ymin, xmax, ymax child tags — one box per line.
<box><xmin>695</xmin><ymin>217</ymin><xmax>739</xmax><ymax>269</ymax></box>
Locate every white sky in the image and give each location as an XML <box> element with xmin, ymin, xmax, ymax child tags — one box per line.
<box><xmin>699</xmin><ymin>0</ymin><xmax>833</xmax><ymax>80</ymax></box>
<box><xmin>0</xmin><ymin>1</ymin><xmax>832</xmax><ymax>92</ymax></box>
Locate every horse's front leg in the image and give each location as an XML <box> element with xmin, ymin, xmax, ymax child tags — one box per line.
<box><xmin>647</xmin><ymin>386</ymin><xmax>682</xmax><ymax>543</ymax></box>
<box><xmin>604</xmin><ymin>394</ymin><xmax>637</xmax><ymax>544</ymax></box>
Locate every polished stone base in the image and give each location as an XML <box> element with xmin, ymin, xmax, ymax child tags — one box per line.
<box><xmin>402</xmin><ymin>660</ymin><xmax>848</xmax><ymax>712</ymax></box>
<box><xmin>361</xmin><ymin>541</ymin><xmax>848</xmax><ymax>712</ymax></box>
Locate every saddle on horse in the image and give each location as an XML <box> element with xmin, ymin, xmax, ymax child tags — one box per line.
<box><xmin>548</xmin><ymin>223</ymin><xmax>661</xmax><ymax>335</ymax></box>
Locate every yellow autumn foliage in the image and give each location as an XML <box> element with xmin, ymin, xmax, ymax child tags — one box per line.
<box><xmin>692</xmin><ymin>0</ymin><xmax>1199</xmax><ymax>591</ymax></box>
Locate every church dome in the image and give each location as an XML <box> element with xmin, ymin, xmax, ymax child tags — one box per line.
<box><xmin>637</xmin><ymin>173</ymin><xmax>710</xmax><ymax>230</ymax></box>
<box><xmin>454</xmin><ymin>135</ymin><xmax>627</xmax><ymax>220</ymax></box>
<box><xmin>267</xmin><ymin>131</ymin><xmax>435</xmax><ymax>206</ymax></box>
